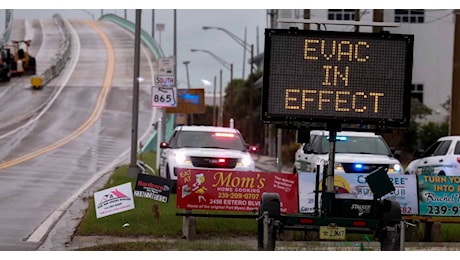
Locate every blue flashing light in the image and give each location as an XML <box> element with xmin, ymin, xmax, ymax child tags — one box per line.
<box><xmin>353</xmin><ymin>163</ymin><xmax>363</xmax><ymax>171</ymax></box>
<box><xmin>326</xmin><ymin>136</ymin><xmax>348</xmax><ymax>142</ymax></box>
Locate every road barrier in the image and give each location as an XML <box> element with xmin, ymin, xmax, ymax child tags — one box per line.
<box><xmin>30</xmin><ymin>13</ymin><xmax>71</xmax><ymax>89</ymax></box>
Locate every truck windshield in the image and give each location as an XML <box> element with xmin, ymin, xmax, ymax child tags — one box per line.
<box><xmin>321</xmin><ymin>136</ymin><xmax>390</xmax><ymax>155</ymax></box>
<box><xmin>176</xmin><ymin>131</ymin><xmax>246</xmax><ymax>151</ymax></box>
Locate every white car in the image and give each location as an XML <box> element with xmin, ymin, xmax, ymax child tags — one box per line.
<box><xmin>159</xmin><ymin>125</ymin><xmax>258</xmax><ymax>192</ymax></box>
<box><xmin>405</xmin><ymin>135</ymin><xmax>460</xmax><ymax>176</ymax></box>
<box><xmin>293</xmin><ymin>130</ymin><xmax>403</xmax><ymax>175</ymax></box>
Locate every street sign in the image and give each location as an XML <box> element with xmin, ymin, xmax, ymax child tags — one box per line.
<box><xmin>155</xmin><ymin>75</ymin><xmax>175</xmax><ymax>87</ymax></box>
<box><xmin>165</xmin><ymin>88</ymin><xmax>205</xmax><ymax>114</ymax></box>
<box><xmin>158</xmin><ymin>57</ymin><xmax>174</xmax><ymax>76</ymax></box>
<box><xmin>261</xmin><ymin>28</ymin><xmax>414</xmax><ymax>127</ymax></box>
<box><xmin>151</xmin><ymin>86</ymin><xmax>177</xmax><ymax>107</ymax></box>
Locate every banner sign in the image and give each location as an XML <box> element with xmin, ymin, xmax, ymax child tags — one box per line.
<box><xmin>418</xmin><ymin>175</ymin><xmax>460</xmax><ymax>216</ymax></box>
<box><xmin>176</xmin><ymin>168</ymin><xmax>299</xmax><ymax>214</ymax></box>
<box><xmin>298</xmin><ymin>172</ymin><xmax>418</xmax><ymax>215</ymax></box>
<box><xmin>134</xmin><ymin>174</ymin><xmax>173</xmax><ymax>203</ymax></box>
<box><xmin>94</xmin><ymin>182</ymin><xmax>135</xmax><ymax>219</ymax></box>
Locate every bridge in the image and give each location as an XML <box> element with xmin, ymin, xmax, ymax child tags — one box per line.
<box><xmin>0</xmin><ymin>12</ymin><xmax>169</xmax><ymax>250</ymax></box>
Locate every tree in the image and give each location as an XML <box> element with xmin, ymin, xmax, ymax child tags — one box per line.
<box><xmin>223</xmin><ymin>71</ymin><xmax>264</xmax><ymax>145</ymax></box>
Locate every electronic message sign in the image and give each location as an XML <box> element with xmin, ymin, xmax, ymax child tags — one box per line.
<box><xmin>165</xmin><ymin>88</ymin><xmax>205</xmax><ymax>114</ymax></box>
<box><xmin>261</xmin><ymin>28</ymin><xmax>414</xmax><ymax>127</ymax></box>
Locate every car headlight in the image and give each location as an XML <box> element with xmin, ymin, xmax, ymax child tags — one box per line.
<box><xmin>238</xmin><ymin>154</ymin><xmax>253</xmax><ymax>167</ymax></box>
<box><xmin>388</xmin><ymin>164</ymin><xmax>402</xmax><ymax>173</ymax></box>
<box><xmin>174</xmin><ymin>151</ymin><xmax>191</xmax><ymax>165</ymax></box>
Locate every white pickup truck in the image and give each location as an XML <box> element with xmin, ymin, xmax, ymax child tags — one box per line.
<box><xmin>293</xmin><ymin>130</ymin><xmax>403</xmax><ymax>175</ymax></box>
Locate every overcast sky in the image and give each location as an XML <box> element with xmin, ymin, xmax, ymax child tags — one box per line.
<box><xmin>3</xmin><ymin>9</ymin><xmax>269</xmax><ymax>93</ymax></box>
<box><xmin>3</xmin><ymin>2</ymin><xmax>453</xmax><ymax>92</ymax></box>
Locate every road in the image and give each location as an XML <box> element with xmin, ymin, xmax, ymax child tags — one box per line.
<box><xmin>0</xmin><ymin>17</ymin><xmax>159</xmax><ymax>250</ymax></box>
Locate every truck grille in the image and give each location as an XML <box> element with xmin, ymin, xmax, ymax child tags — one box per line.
<box><xmin>341</xmin><ymin>163</ymin><xmax>388</xmax><ymax>174</ymax></box>
<box><xmin>190</xmin><ymin>156</ymin><xmax>239</xmax><ymax>168</ymax></box>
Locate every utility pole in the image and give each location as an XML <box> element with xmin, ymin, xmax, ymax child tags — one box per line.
<box><xmin>451</xmin><ymin>9</ymin><xmax>460</xmax><ymax>135</ymax></box>
<box><xmin>354</xmin><ymin>9</ymin><xmax>360</xmax><ymax>32</ymax></box>
<box><xmin>303</xmin><ymin>9</ymin><xmax>310</xmax><ymax>30</ymax></box>
<box><xmin>372</xmin><ymin>9</ymin><xmax>384</xmax><ymax>33</ymax></box>
<box><xmin>127</xmin><ymin>9</ymin><xmax>142</xmax><ymax>178</ymax></box>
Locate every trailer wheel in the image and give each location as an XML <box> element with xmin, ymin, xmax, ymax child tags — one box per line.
<box><xmin>257</xmin><ymin>192</ymin><xmax>280</xmax><ymax>251</ymax></box>
<box><xmin>379</xmin><ymin>224</ymin><xmax>401</xmax><ymax>251</ymax></box>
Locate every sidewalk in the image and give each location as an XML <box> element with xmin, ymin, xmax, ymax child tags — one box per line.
<box><xmin>253</xmin><ymin>154</ymin><xmax>293</xmax><ymax>173</ymax></box>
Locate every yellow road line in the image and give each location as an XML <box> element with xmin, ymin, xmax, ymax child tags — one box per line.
<box><xmin>0</xmin><ymin>20</ymin><xmax>114</xmax><ymax>170</ymax></box>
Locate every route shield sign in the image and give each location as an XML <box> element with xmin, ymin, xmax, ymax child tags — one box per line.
<box><xmin>151</xmin><ymin>86</ymin><xmax>177</xmax><ymax>107</ymax></box>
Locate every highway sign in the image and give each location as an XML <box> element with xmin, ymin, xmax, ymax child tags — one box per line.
<box><xmin>151</xmin><ymin>86</ymin><xmax>177</xmax><ymax>107</ymax></box>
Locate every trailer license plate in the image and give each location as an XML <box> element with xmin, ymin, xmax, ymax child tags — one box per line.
<box><xmin>319</xmin><ymin>226</ymin><xmax>346</xmax><ymax>240</ymax></box>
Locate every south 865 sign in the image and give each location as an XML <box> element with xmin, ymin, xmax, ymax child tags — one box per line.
<box><xmin>261</xmin><ymin>28</ymin><xmax>414</xmax><ymax>127</ymax></box>
<box><xmin>151</xmin><ymin>85</ymin><xmax>177</xmax><ymax>108</ymax></box>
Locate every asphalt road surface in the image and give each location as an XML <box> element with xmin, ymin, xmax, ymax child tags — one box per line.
<box><xmin>0</xmin><ymin>17</ymin><xmax>159</xmax><ymax>250</ymax></box>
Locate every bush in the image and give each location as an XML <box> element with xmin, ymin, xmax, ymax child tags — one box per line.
<box><xmin>418</xmin><ymin>121</ymin><xmax>449</xmax><ymax>149</ymax></box>
<box><xmin>281</xmin><ymin>142</ymin><xmax>300</xmax><ymax>166</ymax></box>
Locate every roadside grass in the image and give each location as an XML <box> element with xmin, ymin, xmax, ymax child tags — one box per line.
<box><xmin>76</xmin><ymin>151</ymin><xmax>258</xmax><ymax>238</ymax></box>
<box><xmin>74</xmin><ymin>151</ymin><xmax>460</xmax><ymax>250</ymax></box>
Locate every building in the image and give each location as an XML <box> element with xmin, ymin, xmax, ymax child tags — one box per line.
<box><xmin>268</xmin><ymin>9</ymin><xmax>455</xmax><ymax>123</ymax></box>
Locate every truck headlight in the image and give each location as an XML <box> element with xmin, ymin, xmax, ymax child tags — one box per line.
<box><xmin>388</xmin><ymin>164</ymin><xmax>402</xmax><ymax>173</ymax></box>
<box><xmin>174</xmin><ymin>152</ymin><xmax>190</xmax><ymax>165</ymax></box>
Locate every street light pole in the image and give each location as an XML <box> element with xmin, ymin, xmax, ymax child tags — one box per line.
<box><xmin>127</xmin><ymin>9</ymin><xmax>142</xmax><ymax>178</ymax></box>
<box><xmin>249</xmin><ymin>44</ymin><xmax>254</xmax><ymax>145</ymax></box>
<box><xmin>218</xmin><ymin>69</ymin><xmax>223</xmax><ymax>126</ymax></box>
<box><xmin>191</xmin><ymin>49</ymin><xmax>233</xmax><ymax>127</ymax></box>
<box><xmin>183</xmin><ymin>61</ymin><xmax>193</xmax><ymax>125</ymax></box>
<box><xmin>202</xmin><ymin>26</ymin><xmax>253</xmax><ymax>78</ymax></box>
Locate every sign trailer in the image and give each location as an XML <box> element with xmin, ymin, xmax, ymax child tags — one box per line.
<box><xmin>258</xmin><ymin>27</ymin><xmax>414</xmax><ymax>251</ymax></box>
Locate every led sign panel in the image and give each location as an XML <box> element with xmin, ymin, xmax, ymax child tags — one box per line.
<box><xmin>165</xmin><ymin>88</ymin><xmax>205</xmax><ymax>114</ymax></box>
<box><xmin>261</xmin><ymin>29</ymin><xmax>414</xmax><ymax>127</ymax></box>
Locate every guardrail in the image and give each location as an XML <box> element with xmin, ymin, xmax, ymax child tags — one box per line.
<box><xmin>30</xmin><ymin>13</ymin><xmax>71</xmax><ymax>89</ymax></box>
<box><xmin>99</xmin><ymin>14</ymin><xmax>175</xmax><ymax>152</ymax></box>
<box><xmin>1</xmin><ymin>10</ymin><xmax>13</xmax><ymax>46</ymax></box>
<box><xmin>99</xmin><ymin>14</ymin><xmax>164</xmax><ymax>59</ymax></box>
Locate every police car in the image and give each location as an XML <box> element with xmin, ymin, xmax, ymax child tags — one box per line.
<box><xmin>293</xmin><ymin>130</ymin><xmax>403</xmax><ymax>175</ymax></box>
<box><xmin>405</xmin><ymin>135</ymin><xmax>460</xmax><ymax>176</ymax></box>
<box><xmin>159</xmin><ymin>125</ymin><xmax>258</xmax><ymax>192</ymax></box>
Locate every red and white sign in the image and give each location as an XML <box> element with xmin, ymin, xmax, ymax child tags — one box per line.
<box><xmin>94</xmin><ymin>182</ymin><xmax>135</xmax><ymax>219</ymax></box>
<box><xmin>176</xmin><ymin>168</ymin><xmax>299</xmax><ymax>214</ymax></box>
